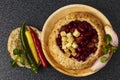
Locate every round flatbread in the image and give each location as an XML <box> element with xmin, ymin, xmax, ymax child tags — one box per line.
<box><xmin>7</xmin><ymin>26</ymin><xmax>42</xmax><ymax>69</ymax></box>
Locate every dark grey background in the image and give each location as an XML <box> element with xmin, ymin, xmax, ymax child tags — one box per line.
<box><xmin>0</xmin><ymin>0</ymin><xmax>120</xmax><ymax>80</ymax></box>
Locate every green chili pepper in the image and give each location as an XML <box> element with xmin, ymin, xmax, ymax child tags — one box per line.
<box><xmin>20</xmin><ymin>21</ymin><xmax>38</xmax><ymax>74</ymax></box>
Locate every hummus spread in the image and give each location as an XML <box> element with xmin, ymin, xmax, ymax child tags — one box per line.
<box><xmin>48</xmin><ymin>12</ymin><xmax>105</xmax><ymax>70</ymax></box>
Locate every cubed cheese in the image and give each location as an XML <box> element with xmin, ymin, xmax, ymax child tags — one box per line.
<box><xmin>64</xmin><ymin>49</ymin><xmax>71</xmax><ymax>57</ymax></box>
<box><xmin>73</xmin><ymin>29</ymin><xmax>80</xmax><ymax>37</ymax></box>
<box><xmin>66</xmin><ymin>43</ymin><xmax>72</xmax><ymax>48</ymax></box>
<box><xmin>66</xmin><ymin>32</ymin><xmax>72</xmax><ymax>38</ymax></box>
<box><xmin>69</xmin><ymin>47</ymin><xmax>75</xmax><ymax>53</ymax></box>
<box><xmin>69</xmin><ymin>47</ymin><xmax>76</xmax><ymax>56</ymax></box>
<box><xmin>71</xmin><ymin>52</ymin><xmax>77</xmax><ymax>56</ymax></box>
<box><xmin>62</xmin><ymin>45</ymin><xmax>67</xmax><ymax>50</ymax></box>
<box><xmin>65</xmin><ymin>52</ymin><xmax>71</xmax><ymax>57</ymax></box>
<box><xmin>67</xmin><ymin>36</ymin><xmax>74</xmax><ymax>43</ymax></box>
<box><xmin>60</xmin><ymin>31</ymin><xmax>66</xmax><ymax>37</ymax></box>
<box><xmin>72</xmin><ymin>42</ymin><xmax>78</xmax><ymax>49</ymax></box>
<box><xmin>62</xmin><ymin>41</ymin><xmax>67</xmax><ymax>46</ymax></box>
<box><xmin>62</xmin><ymin>36</ymin><xmax>67</xmax><ymax>42</ymax></box>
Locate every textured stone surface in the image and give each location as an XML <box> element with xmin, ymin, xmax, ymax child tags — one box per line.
<box><xmin>0</xmin><ymin>0</ymin><xmax>120</xmax><ymax>80</ymax></box>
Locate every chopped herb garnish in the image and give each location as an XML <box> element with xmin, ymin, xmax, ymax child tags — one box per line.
<box><xmin>101</xmin><ymin>56</ymin><xmax>108</xmax><ymax>63</ymax></box>
<box><xmin>112</xmin><ymin>46</ymin><xmax>119</xmax><ymax>53</ymax></box>
<box><xmin>103</xmin><ymin>44</ymin><xmax>112</xmax><ymax>54</ymax></box>
<box><xmin>104</xmin><ymin>34</ymin><xmax>112</xmax><ymax>45</ymax></box>
<box><xmin>10</xmin><ymin>55</ymin><xmax>19</xmax><ymax>67</ymax></box>
<box><xmin>101</xmin><ymin>34</ymin><xmax>119</xmax><ymax>63</ymax></box>
<box><xmin>10</xmin><ymin>60</ymin><xmax>17</xmax><ymax>67</ymax></box>
<box><xmin>13</xmin><ymin>48</ymin><xmax>20</xmax><ymax>55</ymax></box>
<box><xmin>11</xmin><ymin>48</ymin><xmax>26</xmax><ymax>67</ymax></box>
<box><xmin>20</xmin><ymin>57</ymin><xmax>25</xmax><ymax>65</ymax></box>
<box><xmin>103</xmin><ymin>34</ymin><xmax>118</xmax><ymax>54</ymax></box>
<box><xmin>13</xmin><ymin>48</ymin><xmax>23</xmax><ymax>55</ymax></box>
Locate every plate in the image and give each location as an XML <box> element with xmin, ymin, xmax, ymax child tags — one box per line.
<box><xmin>41</xmin><ymin>4</ymin><xmax>114</xmax><ymax>77</ymax></box>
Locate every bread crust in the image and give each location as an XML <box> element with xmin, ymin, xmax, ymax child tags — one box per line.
<box><xmin>7</xmin><ymin>26</ymin><xmax>41</xmax><ymax>69</ymax></box>
<box><xmin>48</xmin><ymin>12</ymin><xmax>105</xmax><ymax>71</ymax></box>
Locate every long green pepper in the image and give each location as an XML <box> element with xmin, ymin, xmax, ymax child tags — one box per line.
<box><xmin>20</xmin><ymin>22</ymin><xmax>38</xmax><ymax>73</ymax></box>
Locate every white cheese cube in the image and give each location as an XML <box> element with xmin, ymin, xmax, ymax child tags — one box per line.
<box><xmin>67</xmin><ymin>37</ymin><xmax>74</xmax><ymax>43</ymax></box>
<box><xmin>69</xmin><ymin>47</ymin><xmax>76</xmax><ymax>56</ymax></box>
<box><xmin>64</xmin><ymin>49</ymin><xmax>68</xmax><ymax>52</ymax></box>
<box><xmin>66</xmin><ymin>43</ymin><xmax>72</xmax><ymax>48</ymax></box>
<box><xmin>72</xmin><ymin>42</ymin><xmax>78</xmax><ymax>49</ymax></box>
<box><xmin>70</xmin><ymin>47</ymin><xmax>75</xmax><ymax>53</ymax></box>
<box><xmin>71</xmin><ymin>52</ymin><xmax>77</xmax><ymax>56</ymax></box>
<box><xmin>60</xmin><ymin>31</ymin><xmax>66</xmax><ymax>37</ymax></box>
<box><xmin>73</xmin><ymin>29</ymin><xmax>80</xmax><ymax>37</ymax></box>
<box><xmin>66</xmin><ymin>32</ymin><xmax>72</xmax><ymax>38</ymax></box>
<box><xmin>64</xmin><ymin>49</ymin><xmax>71</xmax><ymax>57</ymax></box>
<box><xmin>65</xmin><ymin>52</ymin><xmax>71</xmax><ymax>57</ymax></box>
<box><xmin>62</xmin><ymin>41</ymin><xmax>67</xmax><ymax>46</ymax></box>
<box><xmin>62</xmin><ymin>45</ymin><xmax>67</xmax><ymax>50</ymax></box>
<box><xmin>62</xmin><ymin>36</ymin><xmax>67</xmax><ymax>42</ymax></box>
